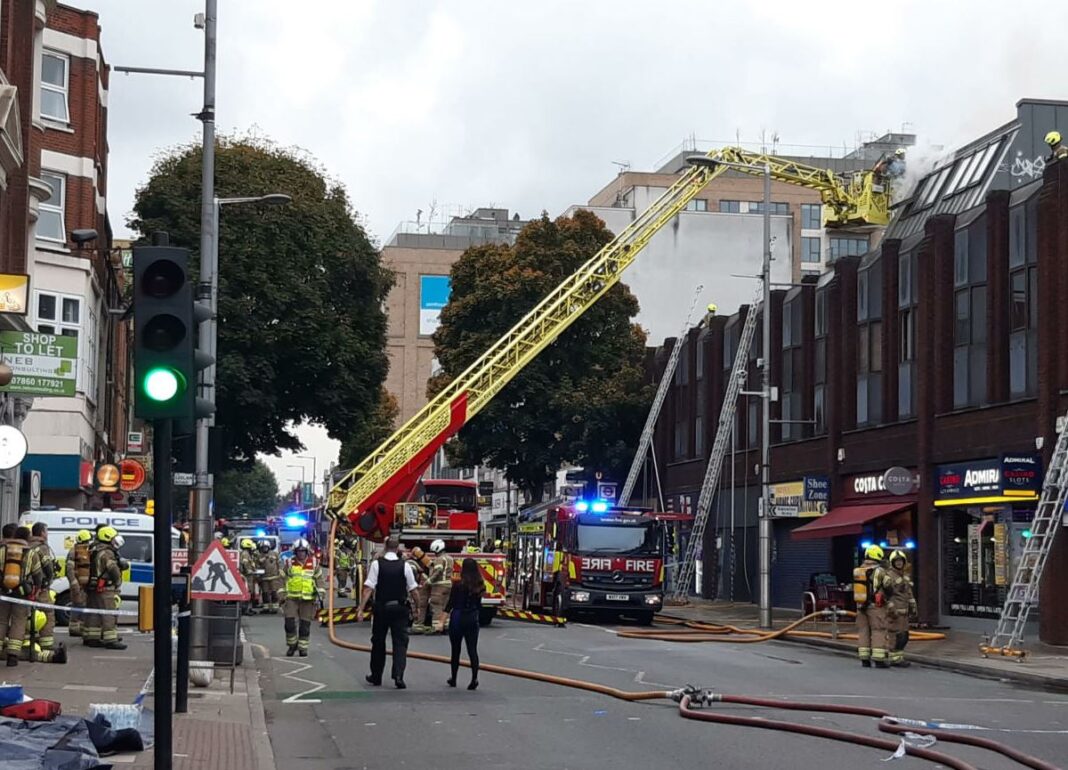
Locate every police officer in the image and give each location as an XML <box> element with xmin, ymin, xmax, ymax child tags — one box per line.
<box><xmin>281</xmin><ymin>538</ymin><xmax>322</xmax><ymax>657</ymax></box>
<box><xmin>84</xmin><ymin>526</ymin><xmax>127</xmax><ymax>650</ymax></box>
<box><xmin>426</xmin><ymin>539</ymin><xmax>453</xmax><ymax>634</ymax></box>
<box><xmin>884</xmin><ymin>549</ymin><xmax>917</xmax><ymax>668</ymax></box>
<box><xmin>358</xmin><ymin>534</ymin><xmax>419</xmax><ymax>689</ymax></box>
<box><xmin>65</xmin><ymin>530</ymin><xmax>92</xmax><ymax>637</ymax></box>
<box><xmin>853</xmin><ymin>544</ymin><xmax>889</xmax><ymax>668</ymax></box>
<box><xmin>257</xmin><ymin>540</ymin><xmax>282</xmax><ymax>614</ymax></box>
<box><xmin>239</xmin><ymin>539</ymin><xmax>259</xmax><ymax>615</ymax></box>
<box><xmin>0</xmin><ymin>525</ymin><xmax>42</xmax><ymax>667</ymax></box>
<box><xmin>27</xmin><ymin>522</ymin><xmax>59</xmax><ymax>653</ymax></box>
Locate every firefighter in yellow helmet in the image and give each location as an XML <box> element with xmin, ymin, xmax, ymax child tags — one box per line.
<box><xmin>66</xmin><ymin>530</ymin><xmax>93</xmax><ymax>637</ymax></box>
<box><xmin>884</xmin><ymin>549</ymin><xmax>917</xmax><ymax>667</ymax></box>
<box><xmin>22</xmin><ymin>607</ymin><xmax>66</xmax><ymax>663</ymax></box>
<box><xmin>27</xmin><ymin>522</ymin><xmax>60</xmax><ymax>653</ymax></box>
<box><xmin>852</xmin><ymin>544</ymin><xmax>889</xmax><ymax>668</ymax></box>
<box><xmin>0</xmin><ymin>524</ymin><xmax>44</xmax><ymax>668</ymax></box>
<box><xmin>84</xmin><ymin>526</ymin><xmax>126</xmax><ymax>650</ymax></box>
<box><xmin>1045</xmin><ymin>130</ymin><xmax>1068</xmax><ymax>161</ymax></box>
<box><xmin>239</xmin><ymin>539</ymin><xmax>258</xmax><ymax>615</ymax></box>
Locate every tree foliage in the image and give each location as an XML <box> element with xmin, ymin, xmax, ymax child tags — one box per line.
<box><xmin>429</xmin><ymin>210</ymin><xmax>650</xmax><ymax>501</ymax></box>
<box><xmin>338</xmin><ymin>387</ymin><xmax>399</xmax><ymax>468</ymax></box>
<box><xmin>215</xmin><ymin>459</ymin><xmax>279</xmax><ymax>519</ymax></box>
<box><xmin>130</xmin><ymin>136</ymin><xmax>392</xmax><ymax>465</ymax></box>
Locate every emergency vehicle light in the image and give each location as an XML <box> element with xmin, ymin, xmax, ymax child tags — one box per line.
<box><xmin>1022</xmin><ymin>529</ymin><xmax>1032</xmax><ymax>539</ymax></box>
<box><xmin>284</xmin><ymin>515</ymin><xmax>307</xmax><ymax>528</ymax></box>
<box><xmin>860</xmin><ymin>540</ymin><xmax>873</xmax><ymax>549</ymax></box>
<box><xmin>904</xmin><ymin>540</ymin><xmax>916</xmax><ymax>549</ymax></box>
<box><xmin>575</xmin><ymin>502</ymin><xmax>589</xmax><ymax>512</ymax></box>
<box><xmin>256</xmin><ymin>528</ymin><xmax>267</xmax><ymax>537</ymax></box>
<box><xmin>591</xmin><ymin>501</ymin><xmax>609</xmax><ymax>513</ymax></box>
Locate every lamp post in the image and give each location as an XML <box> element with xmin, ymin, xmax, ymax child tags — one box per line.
<box><xmin>295</xmin><ymin>454</ymin><xmax>318</xmax><ymax>496</ymax></box>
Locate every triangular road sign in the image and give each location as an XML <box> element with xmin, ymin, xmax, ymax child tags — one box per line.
<box><xmin>189</xmin><ymin>540</ymin><xmax>249</xmax><ymax>601</ymax></box>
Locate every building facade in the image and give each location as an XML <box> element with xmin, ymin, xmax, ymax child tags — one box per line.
<box><xmin>647</xmin><ymin>99</ymin><xmax>1068</xmax><ymax>645</ymax></box>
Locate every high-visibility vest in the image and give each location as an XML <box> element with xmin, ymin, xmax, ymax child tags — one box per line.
<box><xmin>285</xmin><ymin>560</ymin><xmax>317</xmax><ymax>601</ymax></box>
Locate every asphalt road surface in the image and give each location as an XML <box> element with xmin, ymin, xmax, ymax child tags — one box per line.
<box><xmin>244</xmin><ymin>610</ymin><xmax>1068</xmax><ymax>770</ymax></box>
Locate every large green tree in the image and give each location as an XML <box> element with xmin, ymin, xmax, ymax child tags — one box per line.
<box><xmin>338</xmin><ymin>387</ymin><xmax>399</xmax><ymax>468</ymax></box>
<box><xmin>130</xmin><ymin>137</ymin><xmax>392</xmax><ymax>465</ymax></box>
<box><xmin>214</xmin><ymin>459</ymin><xmax>279</xmax><ymax>519</ymax></box>
<box><xmin>429</xmin><ymin>210</ymin><xmax>650</xmax><ymax>501</ymax></box>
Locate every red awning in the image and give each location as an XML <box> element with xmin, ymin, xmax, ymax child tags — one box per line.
<box><xmin>790</xmin><ymin>502</ymin><xmax>910</xmax><ymax>541</ymax></box>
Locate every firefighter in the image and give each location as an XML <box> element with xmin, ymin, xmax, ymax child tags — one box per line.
<box><xmin>885</xmin><ymin>549</ymin><xmax>917</xmax><ymax>668</ymax></box>
<box><xmin>281</xmin><ymin>538</ymin><xmax>322</xmax><ymax>657</ymax></box>
<box><xmin>335</xmin><ymin>539</ymin><xmax>353</xmax><ymax>598</ymax></box>
<box><xmin>27</xmin><ymin>522</ymin><xmax>59</xmax><ymax>653</ymax></box>
<box><xmin>0</xmin><ymin>524</ymin><xmax>43</xmax><ymax>667</ymax></box>
<box><xmin>427</xmin><ymin>539</ymin><xmax>454</xmax><ymax>633</ymax></box>
<box><xmin>65</xmin><ymin>530</ymin><xmax>92</xmax><ymax>637</ymax></box>
<box><xmin>22</xmin><ymin>608</ymin><xmax>67</xmax><ymax>664</ymax></box>
<box><xmin>257</xmin><ymin>540</ymin><xmax>281</xmax><ymax>614</ymax></box>
<box><xmin>853</xmin><ymin>544</ymin><xmax>889</xmax><ymax>668</ymax></box>
<box><xmin>407</xmin><ymin>546</ymin><xmax>431</xmax><ymax>633</ymax></box>
<box><xmin>239</xmin><ymin>539</ymin><xmax>259</xmax><ymax>615</ymax></box>
<box><xmin>1045</xmin><ymin>130</ymin><xmax>1068</xmax><ymax>161</ymax></box>
<box><xmin>84</xmin><ymin>526</ymin><xmax>127</xmax><ymax>650</ymax></box>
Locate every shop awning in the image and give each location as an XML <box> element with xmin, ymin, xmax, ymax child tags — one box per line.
<box><xmin>790</xmin><ymin>502</ymin><xmax>910</xmax><ymax>541</ymax></box>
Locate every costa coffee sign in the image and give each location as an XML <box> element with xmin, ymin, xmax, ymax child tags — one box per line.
<box><xmin>846</xmin><ymin>467</ymin><xmax>918</xmax><ymax>499</ymax></box>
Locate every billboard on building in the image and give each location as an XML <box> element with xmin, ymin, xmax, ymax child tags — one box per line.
<box><xmin>419</xmin><ymin>275</ymin><xmax>451</xmax><ymax>336</ymax></box>
<box><xmin>0</xmin><ymin>330</ymin><xmax>78</xmax><ymax>396</ymax></box>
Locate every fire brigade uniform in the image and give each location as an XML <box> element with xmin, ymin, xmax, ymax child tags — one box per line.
<box><xmin>0</xmin><ymin>533</ymin><xmax>43</xmax><ymax>667</ymax></box>
<box><xmin>884</xmin><ymin>550</ymin><xmax>917</xmax><ymax>667</ymax></box>
<box><xmin>65</xmin><ymin>530</ymin><xmax>93</xmax><ymax>637</ymax></box>
<box><xmin>239</xmin><ymin>540</ymin><xmax>259</xmax><ymax>614</ymax></box>
<box><xmin>27</xmin><ymin>533</ymin><xmax>59</xmax><ymax>651</ymax></box>
<box><xmin>427</xmin><ymin>546</ymin><xmax>454</xmax><ymax>633</ymax></box>
<box><xmin>853</xmin><ymin>545</ymin><xmax>889</xmax><ymax>668</ymax></box>
<box><xmin>407</xmin><ymin>548</ymin><xmax>431</xmax><ymax>633</ymax></box>
<box><xmin>281</xmin><ymin>542</ymin><xmax>322</xmax><ymax>657</ymax></box>
<box><xmin>22</xmin><ymin>609</ymin><xmax>66</xmax><ymax>663</ymax></box>
<box><xmin>256</xmin><ymin>542</ymin><xmax>282</xmax><ymax>613</ymax></box>
<box><xmin>84</xmin><ymin>527</ymin><xmax>126</xmax><ymax>650</ymax></box>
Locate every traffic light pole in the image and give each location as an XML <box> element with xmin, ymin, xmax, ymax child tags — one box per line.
<box><xmin>190</xmin><ymin>0</ymin><xmax>218</xmax><ymax>664</ymax></box>
<box><xmin>153</xmin><ymin>418</ymin><xmax>174</xmax><ymax>770</ymax></box>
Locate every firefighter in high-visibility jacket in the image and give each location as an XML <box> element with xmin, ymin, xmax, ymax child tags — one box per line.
<box><xmin>853</xmin><ymin>544</ymin><xmax>889</xmax><ymax>668</ymax></box>
<box><xmin>335</xmin><ymin>539</ymin><xmax>353</xmax><ymax>598</ymax></box>
<box><xmin>281</xmin><ymin>539</ymin><xmax>322</xmax><ymax>657</ymax></box>
<box><xmin>27</xmin><ymin>522</ymin><xmax>60</xmax><ymax>652</ymax></box>
<box><xmin>65</xmin><ymin>530</ymin><xmax>93</xmax><ymax>637</ymax></box>
<box><xmin>884</xmin><ymin>549</ymin><xmax>917</xmax><ymax>668</ymax></box>
<box><xmin>239</xmin><ymin>539</ymin><xmax>259</xmax><ymax>615</ymax></box>
<box><xmin>0</xmin><ymin>524</ymin><xmax>43</xmax><ymax>667</ymax></box>
<box><xmin>84</xmin><ymin>526</ymin><xmax>127</xmax><ymax>650</ymax></box>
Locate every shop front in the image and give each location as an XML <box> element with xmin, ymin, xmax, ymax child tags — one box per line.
<box><xmin>769</xmin><ymin>477</ymin><xmax>832</xmax><ymax>608</ymax></box>
<box><xmin>936</xmin><ymin>454</ymin><xmax>1041</xmax><ymax>620</ymax></box>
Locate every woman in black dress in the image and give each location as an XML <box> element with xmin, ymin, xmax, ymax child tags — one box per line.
<box><xmin>445</xmin><ymin>558</ymin><xmax>484</xmax><ymax>690</ymax></box>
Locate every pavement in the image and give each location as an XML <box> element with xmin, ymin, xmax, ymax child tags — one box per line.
<box><xmin>662</xmin><ymin>599</ymin><xmax>1068</xmax><ymax>691</ymax></box>
<box><xmin>244</xmin><ymin>602</ymin><xmax>1068</xmax><ymax>770</ymax></box>
<box><xmin>0</xmin><ymin>624</ymin><xmax>275</xmax><ymax>770</ymax></box>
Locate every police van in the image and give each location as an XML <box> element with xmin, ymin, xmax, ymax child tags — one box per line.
<box><xmin>19</xmin><ymin>509</ymin><xmax>181</xmax><ymax>622</ymax></box>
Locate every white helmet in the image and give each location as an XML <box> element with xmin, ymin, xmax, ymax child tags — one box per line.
<box><xmin>430</xmin><ymin>539</ymin><xmax>446</xmax><ymax>554</ymax></box>
<box><xmin>292</xmin><ymin>538</ymin><xmax>310</xmax><ymax>551</ymax></box>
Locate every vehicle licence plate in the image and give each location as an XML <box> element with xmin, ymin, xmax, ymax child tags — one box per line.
<box><xmin>606</xmin><ymin>593</ymin><xmax>630</xmax><ymax>601</ymax></box>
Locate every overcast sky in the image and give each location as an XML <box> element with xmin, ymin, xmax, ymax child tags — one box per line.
<box><xmin>80</xmin><ymin>0</ymin><xmax>1065</xmax><ymax>492</ymax></box>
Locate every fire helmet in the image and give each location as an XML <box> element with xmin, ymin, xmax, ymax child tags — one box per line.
<box><xmin>430</xmin><ymin>539</ymin><xmax>446</xmax><ymax>554</ymax></box>
<box><xmin>864</xmin><ymin>544</ymin><xmax>885</xmax><ymax>562</ymax></box>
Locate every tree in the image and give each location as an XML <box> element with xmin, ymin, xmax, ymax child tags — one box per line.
<box><xmin>429</xmin><ymin>210</ymin><xmax>651</xmax><ymax>501</ymax></box>
<box><xmin>130</xmin><ymin>136</ymin><xmax>392</xmax><ymax>465</ymax></box>
<box><xmin>214</xmin><ymin>460</ymin><xmax>279</xmax><ymax>519</ymax></box>
<box><xmin>339</xmin><ymin>387</ymin><xmax>399</xmax><ymax>468</ymax></box>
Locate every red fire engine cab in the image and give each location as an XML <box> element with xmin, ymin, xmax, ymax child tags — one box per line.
<box><xmin>515</xmin><ymin>499</ymin><xmax>665</xmax><ymax>625</ymax></box>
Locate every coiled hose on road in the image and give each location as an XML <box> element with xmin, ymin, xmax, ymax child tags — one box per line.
<box><xmin>633</xmin><ymin>612</ymin><xmax>947</xmax><ymax>643</ymax></box>
<box><xmin>322</xmin><ymin>520</ymin><xmax>1058</xmax><ymax>770</ymax></box>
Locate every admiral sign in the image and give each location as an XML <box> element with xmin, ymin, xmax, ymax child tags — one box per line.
<box><xmin>934</xmin><ymin>454</ymin><xmax>1041</xmax><ymax>506</ymax></box>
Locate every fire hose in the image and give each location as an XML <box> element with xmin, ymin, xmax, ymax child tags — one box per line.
<box><xmin>620</xmin><ymin>613</ymin><xmax>946</xmax><ymax>643</ymax></box>
<box><xmin>323</xmin><ymin>520</ymin><xmax>1054</xmax><ymax>770</ymax></box>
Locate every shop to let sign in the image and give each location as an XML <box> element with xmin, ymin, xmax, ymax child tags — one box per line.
<box><xmin>0</xmin><ymin>331</ymin><xmax>78</xmax><ymax>397</ymax></box>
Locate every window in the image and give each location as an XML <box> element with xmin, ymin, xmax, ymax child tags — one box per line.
<box><xmin>814</xmin><ymin>288</ymin><xmax>828</xmax><ymax>435</ymax></box>
<box><xmin>686</xmin><ymin>199</ymin><xmax>708</xmax><ymax>212</ymax></box>
<box><xmin>747</xmin><ymin>201</ymin><xmax>789</xmax><ymax>215</ymax></box>
<box><xmin>856</xmin><ymin>262</ymin><xmax>883</xmax><ymax>425</ymax></box>
<box><xmin>696</xmin><ymin>340</ymin><xmax>705</xmax><ymax>380</ymax></box>
<box><xmin>694</xmin><ymin>416</ymin><xmax>704</xmax><ymax>456</ymax></box>
<box><xmin>37</xmin><ymin>171</ymin><xmax>66</xmax><ymax>242</ymax></box>
<box><xmin>1008</xmin><ymin>196</ymin><xmax>1039</xmax><ymax>398</ymax></box>
<box><xmin>674</xmin><ymin>418</ymin><xmax>690</xmax><ymax>460</ymax></box>
<box><xmin>36</xmin><ymin>292</ymin><xmax>80</xmax><ymax>338</ymax></box>
<box><xmin>801</xmin><ymin>204</ymin><xmax>822</xmax><ymax>230</ymax></box>
<box><xmin>801</xmin><ymin>237</ymin><xmax>822</xmax><ymax>263</ymax></box>
<box><xmin>830</xmin><ymin>237</ymin><xmax>869</xmax><ymax>260</ymax></box>
<box><xmin>780</xmin><ymin>296</ymin><xmax>805</xmax><ymax>442</ymax></box>
<box><xmin>719</xmin><ymin>200</ymin><xmax>741</xmax><ymax>213</ymax></box>
<box><xmin>747</xmin><ymin>399</ymin><xmax>758</xmax><ymax>448</ymax></box>
<box><xmin>40</xmin><ymin>51</ymin><xmax>70</xmax><ymax>123</ymax></box>
<box><xmin>674</xmin><ymin>342</ymin><xmax>689</xmax><ymax>385</ymax></box>
<box><xmin>84</xmin><ymin>307</ymin><xmax>99</xmax><ymax>401</ymax></box>
<box><xmin>953</xmin><ymin>216</ymin><xmax>988</xmax><ymax>408</ymax></box>
<box><xmin>897</xmin><ymin>251</ymin><xmax>919</xmax><ymax>420</ymax></box>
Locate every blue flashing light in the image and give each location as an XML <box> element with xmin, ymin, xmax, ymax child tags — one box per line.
<box><xmin>255</xmin><ymin>528</ymin><xmax>267</xmax><ymax>537</ymax></box>
<box><xmin>904</xmin><ymin>539</ymin><xmax>916</xmax><ymax>549</ymax></box>
<box><xmin>879</xmin><ymin>541</ymin><xmax>889</xmax><ymax>549</ymax></box>
<box><xmin>591</xmin><ymin>501</ymin><xmax>609</xmax><ymax>513</ymax></box>
<box><xmin>860</xmin><ymin>540</ymin><xmax>873</xmax><ymax>550</ymax></box>
<box><xmin>1022</xmin><ymin>529</ymin><xmax>1032</xmax><ymax>539</ymax></box>
<box><xmin>575</xmin><ymin>502</ymin><xmax>590</xmax><ymax>512</ymax></box>
<box><xmin>284</xmin><ymin>515</ymin><xmax>307</xmax><ymax>529</ymax></box>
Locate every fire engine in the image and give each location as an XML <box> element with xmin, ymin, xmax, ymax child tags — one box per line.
<box><xmin>515</xmin><ymin>499</ymin><xmax>666</xmax><ymax>625</ymax></box>
<box><xmin>394</xmin><ymin>479</ymin><xmax>506</xmax><ymax>625</ymax></box>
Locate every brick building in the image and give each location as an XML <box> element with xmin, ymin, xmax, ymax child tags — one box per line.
<box><xmin>648</xmin><ymin>99</ymin><xmax>1068</xmax><ymax>645</ymax></box>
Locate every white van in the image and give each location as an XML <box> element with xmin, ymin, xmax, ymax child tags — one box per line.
<box><xmin>19</xmin><ymin>509</ymin><xmax>181</xmax><ymax>621</ymax></box>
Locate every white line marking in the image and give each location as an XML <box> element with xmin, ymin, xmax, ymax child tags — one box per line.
<box><xmin>364</xmin><ymin>722</ymin><xmax>376</xmax><ymax>726</ymax></box>
<box><xmin>107</xmin><ymin>755</ymin><xmax>135</xmax><ymax>764</ymax></box>
<box><xmin>634</xmin><ymin>671</ymin><xmax>675</xmax><ymax>688</ymax></box>
<box><xmin>276</xmin><ymin>658</ymin><xmax>326</xmax><ymax>704</ymax></box>
<box><xmin>62</xmin><ymin>684</ymin><xmax>117</xmax><ymax>693</ymax></box>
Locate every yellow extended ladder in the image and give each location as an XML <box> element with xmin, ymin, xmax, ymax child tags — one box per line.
<box><xmin>327</xmin><ymin>147</ymin><xmax>891</xmax><ymax>538</ymax></box>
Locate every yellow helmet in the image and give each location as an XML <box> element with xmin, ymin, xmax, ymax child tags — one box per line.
<box><xmin>864</xmin><ymin>544</ymin><xmax>885</xmax><ymax>562</ymax></box>
<box><xmin>32</xmin><ymin>610</ymin><xmax>47</xmax><ymax>633</ymax></box>
<box><xmin>889</xmin><ymin>549</ymin><xmax>907</xmax><ymax>565</ymax></box>
<box><xmin>76</xmin><ymin>529</ymin><xmax>92</xmax><ymax>544</ymax></box>
<box><xmin>48</xmin><ymin>589</ymin><xmax>56</xmax><ymax>604</ymax></box>
<box><xmin>98</xmin><ymin>526</ymin><xmax>118</xmax><ymax>543</ymax></box>
<box><xmin>240</xmin><ymin>538</ymin><xmax>255</xmax><ymax>551</ymax></box>
<box><xmin>1046</xmin><ymin>130</ymin><xmax>1062</xmax><ymax>147</ymax></box>
<box><xmin>221</xmin><ymin>537</ymin><xmax>232</xmax><ymax>548</ymax></box>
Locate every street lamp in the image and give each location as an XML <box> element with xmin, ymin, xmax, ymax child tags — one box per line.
<box><xmin>294</xmin><ymin>454</ymin><xmax>318</xmax><ymax>496</ymax></box>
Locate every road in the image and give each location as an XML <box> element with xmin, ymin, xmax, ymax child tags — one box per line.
<box><xmin>244</xmin><ymin>609</ymin><xmax>1068</xmax><ymax>770</ymax></box>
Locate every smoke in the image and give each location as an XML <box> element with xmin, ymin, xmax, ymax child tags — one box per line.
<box><xmin>894</xmin><ymin>137</ymin><xmax>953</xmax><ymax>204</ymax></box>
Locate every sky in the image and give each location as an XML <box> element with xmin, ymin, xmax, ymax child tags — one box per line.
<box><xmin>80</xmin><ymin>0</ymin><xmax>1066</xmax><ymax>493</ymax></box>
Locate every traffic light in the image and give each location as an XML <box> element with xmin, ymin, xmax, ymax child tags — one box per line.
<box><xmin>132</xmin><ymin>244</ymin><xmax>214</xmax><ymax>420</ymax></box>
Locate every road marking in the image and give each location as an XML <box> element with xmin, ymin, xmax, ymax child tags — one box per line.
<box><xmin>627</xmin><ymin>717</ymin><xmax>641</xmax><ymax>721</ymax></box>
<box><xmin>63</xmin><ymin>684</ymin><xmax>117</xmax><ymax>693</ymax></box>
<box><xmin>364</xmin><ymin>722</ymin><xmax>376</xmax><ymax>727</ymax></box>
<box><xmin>108</xmin><ymin>755</ymin><xmax>135</xmax><ymax>764</ymax></box>
<box><xmin>772</xmin><ymin>694</ymin><xmax>1045</xmax><ymax>704</ymax></box>
<box><xmin>276</xmin><ymin>658</ymin><xmax>326</xmax><ymax>704</ymax></box>
<box><xmin>250</xmin><ymin>643</ymin><xmax>271</xmax><ymax>659</ymax></box>
<box><xmin>532</xmin><ymin>642</ymin><xmax>632</xmax><ymax>673</ymax></box>
<box><xmin>634</xmin><ymin>671</ymin><xmax>675</xmax><ymax>688</ymax></box>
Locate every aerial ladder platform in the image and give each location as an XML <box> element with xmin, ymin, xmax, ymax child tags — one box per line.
<box><xmin>327</xmin><ymin>148</ymin><xmax>895</xmax><ymax>539</ymax></box>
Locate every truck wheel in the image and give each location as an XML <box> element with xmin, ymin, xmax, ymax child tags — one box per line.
<box><xmin>635</xmin><ymin>611</ymin><xmax>655</xmax><ymax>626</ymax></box>
<box><xmin>479</xmin><ymin>608</ymin><xmax>496</xmax><ymax>627</ymax></box>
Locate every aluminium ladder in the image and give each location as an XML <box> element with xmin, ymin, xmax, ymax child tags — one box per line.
<box><xmin>671</xmin><ymin>289</ymin><xmax>762</xmax><ymax>602</ymax></box>
<box><xmin>983</xmin><ymin>410</ymin><xmax>1068</xmax><ymax>656</ymax></box>
<box><xmin>618</xmin><ymin>284</ymin><xmax>705</xmax><ymax>507</ymax></box>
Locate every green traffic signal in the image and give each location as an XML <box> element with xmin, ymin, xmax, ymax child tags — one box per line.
<box><xmin>143</xmin><ymin>367</ymin><xmax>183</xmax><ymax>402</ymax></box>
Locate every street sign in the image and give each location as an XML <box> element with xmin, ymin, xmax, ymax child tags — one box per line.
<box><xmin>128</xmin><ymin>431</ymin><xmax>144</xmax><ymax>454</ymax></box>
<box><xmin>28</xmin><ymin>470</ymin><xmax>41</xmax><ymax>509</ymax></box>
<box><xmin>173</xmin><ymin>472</ymin><xmax>194</xmax><ymax>486</ymax></box>
<box><xmin>0</xmin><ymin>330</ymin><xmax>78</xmax><ymax>396</ymax></box>
<box><xmin>96</xmin><ymin>463</ymin><xmax>119</xmax><ymax>493</ymax></box>
<box><xmin>119</xmin><ymin>458</ymin><xmax>147</xmax><ymax>491</ymax></box>
<box><xmin>188</xmin><ymin>540</ymin><xmax>249</xmax><ymax>601</ymax></box>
